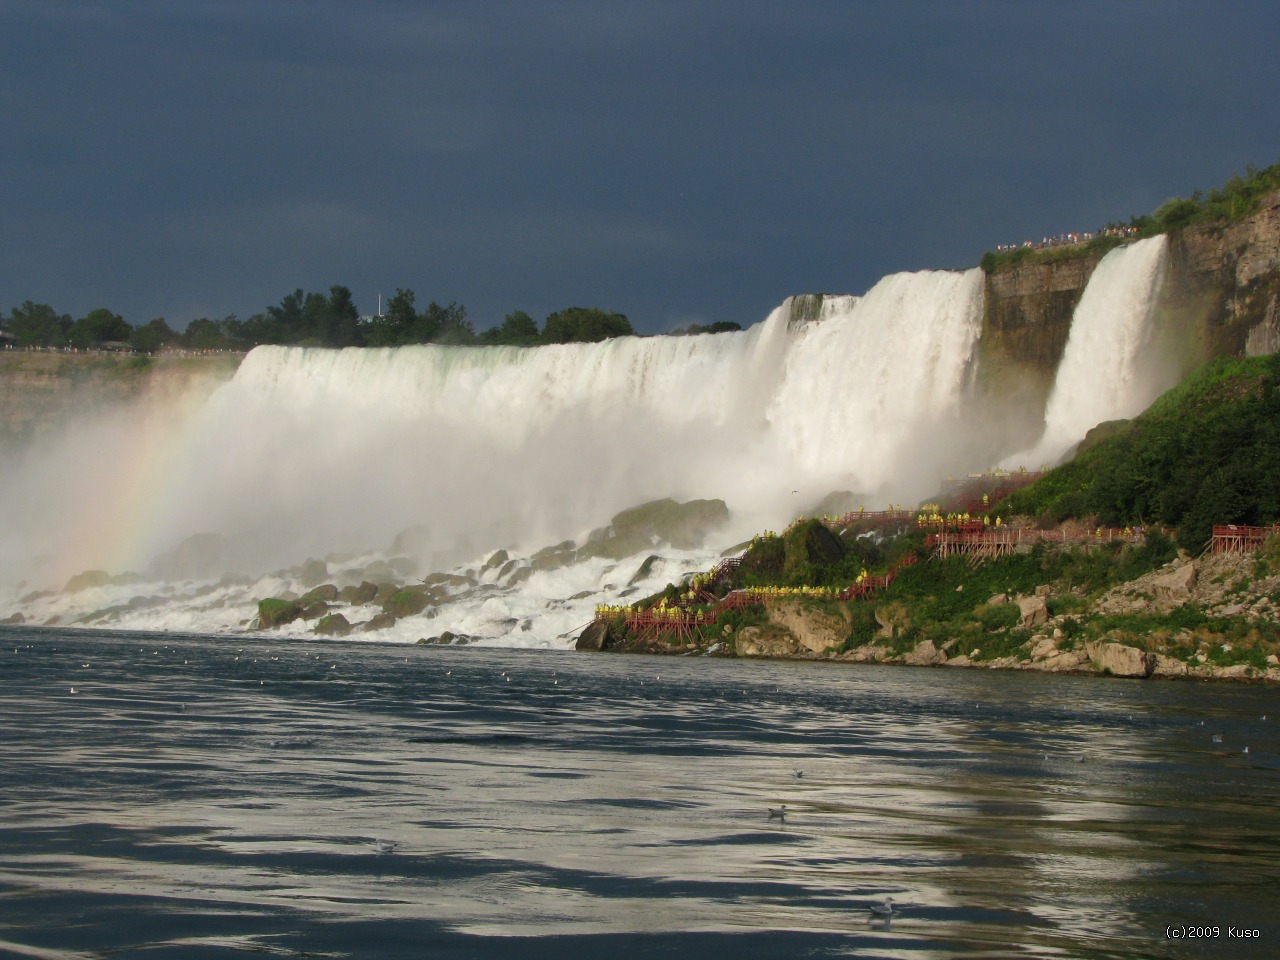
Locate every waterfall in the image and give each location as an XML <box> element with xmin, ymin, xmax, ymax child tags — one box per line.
<box><xmin>1</xmin><ymin>269</ymin><xmax>986</xmax><ymax>610</ymax></box>
<box><xmin>1008</xmin><ymin>235</ymin><xmax>1170</xmax><ymax>468</ymax></box>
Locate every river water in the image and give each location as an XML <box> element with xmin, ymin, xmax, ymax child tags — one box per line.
<box><xmin>1</xmin><ymin>626</ymin><xmax>1277</xmax><ymax>959</ymax></box>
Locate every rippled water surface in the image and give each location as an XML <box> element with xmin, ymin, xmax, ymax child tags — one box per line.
<box><xmin>2</xmin><ymin>626</ymin><xmax>1278</xmax><ymax>959</ymax></box>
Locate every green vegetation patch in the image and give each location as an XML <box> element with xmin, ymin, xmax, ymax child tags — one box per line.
<box><xmin>996</xmin><ymin>355</ymin><xmax>1280</xmax><ymax>550</ymax></box>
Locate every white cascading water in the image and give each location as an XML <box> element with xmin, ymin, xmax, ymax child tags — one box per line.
<box><xmin>0</xmin><ymin>255</ymin><xmax>1167</xmax><ymax>645</ymax></box>
<box><xmin>1009</xmin><ymin>235</ymin><xmax>1170</xmax><ymax>467</ymax></box>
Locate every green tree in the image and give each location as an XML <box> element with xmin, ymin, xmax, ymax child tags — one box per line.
<box><xmin>68</xmin><ymin>307</ymin><xmax>131</xmax><ymax>348</ymax></box>
<box><xmin>363</xmin><ymin>287</ymin><xmax>417</xmax><ymax>346</ymax></box>
<box><xmin>480</xmin><ymin>309</ymin><xmax>540</xmax><ymax>345</ymax></box>
<box><xmin>7</xmin><ymin>301</ymin><xmax>70</xmax><ymax>347</ymax></box>
<box><xmin>427</xmin><ymin>301</ymin><xmax>473</xmax><ymax>345</ymax></box>
<box><xmin>266</xmin><ymin>289</ymin><xmax>307</xmax><ymax>344</ymax></box>
<box><xmin>130</xmin><ymin>317</ymin><xmax>177</xmax><ymax>353</ymax></box>
<box><xmin>182</xmin><ymin>317</ymin><xmax>229</xmax><ymax>350</ymax></box>
<box><xmin>542</xmin><ymin>306</ymin><xmax>634</xmax><ymax>343</ymax></box>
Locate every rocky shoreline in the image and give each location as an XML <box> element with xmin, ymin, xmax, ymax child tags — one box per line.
<box><xmin>583</xmin><ymin>550</ymin><xmax>1280</xmax><ymax>683</ymax></box>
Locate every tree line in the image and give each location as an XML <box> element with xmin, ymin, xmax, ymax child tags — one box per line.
<box><xmin>0</xmin><ymin>287</ymin><xmax>743</xmax><ymax>352</ymax></box>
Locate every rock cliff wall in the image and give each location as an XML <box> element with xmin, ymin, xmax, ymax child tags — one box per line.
<box><xmin>974</xmin><ymin>189</ymin><xmax>1280</xmax><ymax>439</ymax></box>
<box><xmin>0</xmin><ymin>352</ymin><xmax>239</xmax><ymax>446</ymax></box>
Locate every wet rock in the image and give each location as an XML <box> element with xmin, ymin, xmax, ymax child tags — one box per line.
<box><xmin>258</xmin><ymin>598</ymin><xmax>302</xmax><ymax>629</ymax></box>
<box><xmin>299</xmin><ymin>601</ymin><xmax>329</xmax><ymax>621</ymax></box>
<box><xmin>300</xmin><ymin>584</ymin><xmax>339</xmax><ymax>604</ymax></box>
<box><xmin>338</xmin><ymin>581</ymin><xmax>379</xmax><ymax>605</ymax></box>
<box><xmin>381</xmin><ymin>588</ymin><xmax>432</xmax><ymax>618</ymax></box>
<box><xmin>576</xmin><ymin>619</ymin><xmax>611</xmax><ymax>651</ymax></box>
<box><xmin>313</xmin><ymin>613</ymin><xmax>352</xmax><ymax>637</ymax></box>
<box><xmin>628</xmin><ymin>555</ymin><xmax>662</xmax><ymax>586</ymax></box>
<box><xmin>361</xmin><ymin>612</ymin><xmax>398</xmax><ymax>632</ymax></box>
<box><xmin>481</xmin><ymin>549</ymin><xmax>510</xmax><ymax>575</ymax></box>
<box><xmin>298</xmin><ymin>559</ymin><xmax>329</xmax><ymax>589</ymax></box>
<box><xmin>63</xmin><ymin>570</ymin><xmax>112</xmax><ymax>593</ymax></box>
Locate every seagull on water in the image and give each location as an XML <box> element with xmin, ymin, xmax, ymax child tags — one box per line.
<box><xmin>868</xmin><ymin>896</ymin><xmax>899</xmax><ymax>920</ymax></box>
<box><xmin>767</xmin><ymin>805</ymin><xmax>787</xmax><ymax>823</ymax></box>
<box><xmin>1211</xmin><ymin>732</ymin><xmax>1224</xmax><ymax>743</ymax></box>
<box><xmin>373</xmin><ymin>838</ymin><xmax>399</xmax><ymax>855</ymax></box>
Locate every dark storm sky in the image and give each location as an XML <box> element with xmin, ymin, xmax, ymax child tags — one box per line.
<box><xmin>3</xmin><ymin>1</ymin><xmax>1278</xmax><ymax>334</ymax></box>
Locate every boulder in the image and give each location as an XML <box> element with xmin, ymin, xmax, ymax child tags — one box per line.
<box><xmin>63</xmin><ymin>570</ymin><xmax>112</xmax><ymax>593</ymax></box>
<box><xmin>1085</xmin><ymin>640</ymin><xmax>1156</xmax><ymax>678</ymax></box>
<box><xmin>381</xmin><ymin>588</ymin><xmax>432</xmax><ymax>618</ymax></box>
<box><xmin>905</xmin><ymin>638</ymin><xmax>947</xmax><ymax>665</ymax></box>
<box><xmin>361</xmin><ymin>612</ymin><xmax>398</xmax><ymax>632</ymax></box>
<box><xmin>258</xmin><ymin>598</ymin><xmax>302</xmax><ymax>629</ymax></box>
<box><xmin>874</xmin><ymin>602</ymin><xmax>911</xmax><ymax>638</ymax></box>
<box><xmin>608</xmin><ymin>498</ymin><xmax>729</xmax><ymax>550</ymax></box>
<box><xmin>299</xmin><ymin>601</ymin><xmax>330</xmax><ymax>621</ymax></box>
<box><xmin>1153</xmin><ymin>654</ymin><xmax>1190</xmax><ymax>677</ymax></box>
<box><xmin>1036</xmin><ymin>649</ymin><xmax>1088</xmax><ymax>672</ymax></box>
<box><xmin>313</xmin><ymin>613</ymin><xmax>352</xmax><ymax>637</ymax></box>
<box><xmin>338</xmin><ymin>581</ymin><xmax>379</xmax><ymax>605</ymax></box>
<box><xmin>1029</xmin><ymin>636</ymin><xmax>1058</xmax><ymax>660</ymax></box>
<box><xmin>766</xmin><ymin>600</ymin><xmax>847</xmax><ymax>654</ymax></box>
<box><xmin>300</xmin><ymin>584</ymin><xmax>339</xmax><ymax>604</ymax></box>
<box><xmin>297</xmin><ymin>559</ymin><xmax>329</xmax><ymax>589</ymax></box>
<box><xmin>481</xmin><ymin>549</ymin><xmax>509</xmax><ymax>574</ymax></box>
<box><xmin>576</xmin><ymin>620</ymin><xmax>611</xmax><ymax>651</ymax></box>
<box><xmin>1015</xmin><ymin>595</ymin><xmax>1049</xmax><ymax>628</ymax></box>
<box><xmin>987</xmin><ymin>593</ymin><xmax>1008</xmax><ymax>606</ymax></box>
<box><xmin>734</xmin><ymin>625</ymin><xmax>801</xmax><ymax>658</ymax></box>
<box><xmin>1213</xmin><ymin>664</ymin><xmax>1253</xmax><ymax>679</ymax></box>
<box><xmin>530</xmin><ymin>541</ymin><xmax>577</xmax><ymax>572</ymax></box>
<box><xmin>1152</xmin><ymin>561</ymin><xmax>1197</xmax><ymax>602</ymax></box>
<box><xmin>628</xmin><ymin>555</ymin><xmax>663</xmax><ymax>586</ymax></box>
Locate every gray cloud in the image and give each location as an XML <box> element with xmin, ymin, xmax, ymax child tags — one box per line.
<box><xmin>1</xmin><ymin>0</ymin><xmax>1277</xmax><ymax>331</ymax></box>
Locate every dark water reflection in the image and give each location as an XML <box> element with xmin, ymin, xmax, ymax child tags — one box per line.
<box><xmin>1</xmin><ymin>626</ymin><xmax>1278</xmax><ymax>959</ymax></box>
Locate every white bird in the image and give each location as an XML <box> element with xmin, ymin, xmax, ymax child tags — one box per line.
<box><xmin>869</xmin><ymin>896</ymin><xmax>898</xmax><ymax>919</ymax></box>
<box><xmin>373</xmin><ymin>838</ymin><xmax>398</xmax><ymax>855</ymax></box>
<box><xmin>1243</xmin><ymin>746</ymin><xmax>1250</xmax><ymax>754</ymax></box>
<box><xmin>767</xmin><ymin>805</ymin><xmax>786</xmax><ymax>823</ymax></box>
<box><xmin>1212</xmin><ymin>732</ymin><xmax>1224</xmax><ymax>743</ymax></box>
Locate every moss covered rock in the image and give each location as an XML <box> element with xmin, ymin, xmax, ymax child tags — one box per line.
<box><xmin>258</xmin><ymin>597</ymin><xmax>302</xmax><ymax>629</ymax></box>
<box><xmin>338</xmin><ymin>581</ymin><xmax>379</xmax><ymax>605</ymax></box>
<box><xmin>313</xmin><ymin>613</ymin><xmax>352</xmax><ymax>636</ymax></box>
<box><xmin>381</xmin><ymin>588</ymin><xmax>431</xmax><ymax>618</ymax></box>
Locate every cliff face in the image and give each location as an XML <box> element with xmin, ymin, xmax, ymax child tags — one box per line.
<box><xmin>976</xmin><ymin>188</ymin><xmax>1280</xmax><ymax>434</ymax></box>
<box><xmin>0</xmin><ymin>352</ymin><xmax>240</xmax><ymax>446</ymax></box>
